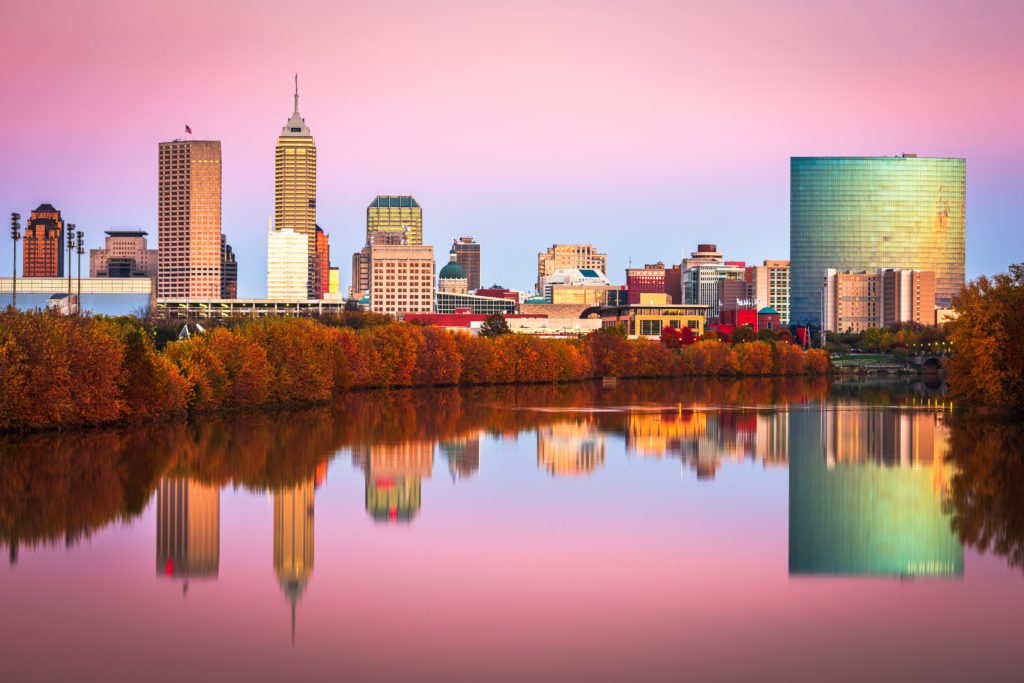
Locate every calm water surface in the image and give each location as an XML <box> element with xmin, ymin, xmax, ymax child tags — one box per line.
<box><xmin>2</xmin><ymin>378</ymin><xmax>1024</xmax><ymax>682</ymax></box>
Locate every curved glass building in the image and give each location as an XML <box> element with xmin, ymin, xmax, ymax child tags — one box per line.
<box><xmin>790</xmin><ymin>155</ymin><xmax>965</xmax><ymax>327</ymax></box>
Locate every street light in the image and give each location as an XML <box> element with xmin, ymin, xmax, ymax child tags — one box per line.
<box><xmin>65</xmin><ymin>222</ymin><xmax>76</xmax><ymax>296</ymax></box>
<box><xmin>9</xmin><ymin>212</ymin><xmax>20</xmax><ymax>309</ymax></box>
<box><xmin>76</xmin><ymin>229</ymin><xmax>84</xmax><ymax>314</ymax></box>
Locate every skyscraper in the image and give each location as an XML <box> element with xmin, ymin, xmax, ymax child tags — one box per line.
<box><xmin>220</xmin><ymin>234</ymin><xmax>237</xmax><ymax>299</ymax></box>
<box><xmin>790</xmin><ymin>155</ymin><xmax>965</xmax><ymax>327</ymax></box>
<box><xmin>452</xmin><ymin>236</ymin><xmax>481</xmax><ymax>291</ymax></box>
<box><xmin>314</xmin><ymin>225</ymin><xmax>329</xmax><ymax>298</ymax></box>
<box><xmin>158</xmin><ymin>139</ymin><xmax>222</xmax><ymax>298</ymax></box>
<box><xmin>22</xmin><ymin>204</ymin><xmax>64</xmax><ymax>277</ymax></box>
<box><xmin>367</xmin><ymin>195</ymin><xmax>422</xmax><ymax>246</ymax></box>
<box><xmin>274</xmin><ymin>76</ymin><xmax>317</xmax><ymax>297</ymax></box>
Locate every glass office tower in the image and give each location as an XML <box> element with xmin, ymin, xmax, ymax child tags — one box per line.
<box><xmin>790</xmin><ymin>155</ymin><xmax>965</xmax><ymax>327</ymax></box>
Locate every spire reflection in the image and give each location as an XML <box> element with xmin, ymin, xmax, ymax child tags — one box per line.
<box><xmin>155</xmin><ymin>478</ymin><xmax>220</xmax><ymax>592</ymax></box>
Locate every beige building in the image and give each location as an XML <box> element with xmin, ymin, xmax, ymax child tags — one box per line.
<box><xmin>823</xmin><ymin>268</ymin><xmax>936</xmax><ymax>333</ymax></box>
<box><xmin>90</xmin><ymin>230</ymin><xmax>158</xmax><ymax>278</ymax></box>
<box><xmin>550</xmin><ymin>284</ymin><xmax>621</xmax><ymax>306</ymax></box>
<box><xmin>370</xmin><ymin>244</ymin><xmax>434</xmax><ymax>317</ymax></box>
<box><xmin>268</xmin><ymin>228</ymin><xmax>309</xmax><ymax>299</ymax></box>
<box><xmin>745</xmin><ymin>259</ymin><xmax>790</xmax><ymax>325</ymax></box>
<box><xmin>367</xmin><ymin>195</ymin><xmax>422</xmax><ymax>246</ymax></box>
<box><xmin>537</xmin><ymin>244</ymin><xmax>607</xmax><ymax>293</ymax></box>
<box><xmin>274</xmin><ymin>77</ymin><xmax>317</xmax><ymax>297</ymax></box>
<box><xmin>598</xmin><ymin>293</ymin><xmax>707</xmax><ymax>339</ymax></box>
<box><xmin>881</xmin><ymin>269</ymin><xmax>936</xmax><ymax>328</ymax></box>
<box><xmin>350</xmin><ymin>230</ymin><xmax>406</xmax><ymax>299</ymax></box>
<box><xmin>158</xmin><ymin>139</ymin><xmax>222</xmax><ymax>298</ymax></box>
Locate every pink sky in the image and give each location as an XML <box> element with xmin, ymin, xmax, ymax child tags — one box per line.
<box><xmin>2</xmin><ymin>0</ymin><xmax>1022</xmax><ymax>295</ymax></box>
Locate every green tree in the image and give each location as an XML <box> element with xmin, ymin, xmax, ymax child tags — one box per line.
<box><xmin>731</xmin><ymin>325</ymin><xmax>757</xmax><ymax>344</ymax></box>
<box><xmin>479</xmin><ymin>313</ymin><xmax>511</xmax><ymax>338</ymax></box>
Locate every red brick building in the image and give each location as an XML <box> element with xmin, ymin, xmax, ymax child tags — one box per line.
<box><xmin>22</xmin><ymin>204</ymin><xmax>64</xmax><ymax>277</ymax></box>
<box><xmin>625</xmin><ymin>262</ymin><xmax>666</xmax><ymax>304</ymax></box>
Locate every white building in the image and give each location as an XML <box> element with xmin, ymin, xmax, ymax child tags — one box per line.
<box><xmin>268</xmin><ymin>227</ymin><xmax>309</xmax><ymax>299</ymax></box>
<box><xmin>539</xmin><ymin>268</ymin><xmax>611</xmax><ymax>301</ymax></box>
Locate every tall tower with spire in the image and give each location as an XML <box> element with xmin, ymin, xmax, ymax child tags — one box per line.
<box><xmin>273</xmin><ymin>75</ymin><xmax>318</xmax><ymax>298</ymax></box>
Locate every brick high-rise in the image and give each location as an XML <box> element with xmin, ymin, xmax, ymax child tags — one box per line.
<box><xmin>158</xmin><ymin>139</ymin><xmax>222</xmax><ymax>298</ymax></box>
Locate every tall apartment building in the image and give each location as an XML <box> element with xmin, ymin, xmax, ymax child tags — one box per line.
<box><xmin>537</xmin><ymin>244</ymin><xmax>607</xmax><ymax>293</ymax></box>
<box><xmin>745</xmin><ymin>259</ymin><xmax>790</xmax><ymax>325</ymax></box>
<box><xmin>268</xmin><ymin>228</ymin><xmax>308</xmax><ymax>299</ymax></box>
<box><xmin>452</xmin><ymin>236</ymin><xmax>481</xmax><ymax>291</ymax></box>
<box><xmin>881</xmin><ymin>269</ymin><xmax>935</xmax><ymax>328</ymax></box>
<box><xmin>367</xmin><ymin>195</ymin><xmax>422</xmax><ymax>245</ymax></box>
<box><xmin>822</xmin><ymin>268</ymin><xmax>936</xmax><ymax>333</ymax></box>
<box><xmin>158</xmin><ymin>139</ymin><xmax>222</xmax><ymax>298</ymax></box>
<box><xmin>791</xmin><ymin>155</ymin><xmax>965</xmax><ymax>326</ymax></box>
<box><xmin>274</xmin><ymin>78</ymin><xmax>317</xmax><ymax>297</ymax></box>
<box><xmin>369</xmin><ymin>244</ymin><xmax>434</xmax><ymax>317</ymax></box>
<box><xmin>220</xmin><ymin>235</ymin><xmax>237</xmax><ymax>299</ymax></box>
<box><xmin>22</xmin><ymin>204</ymin><xmax>64</xmax><ymax>277</ymax></box>
<box><xmin>625</xmin><ymin>262</ymin><xmax>666</xmax><ymax>304</ymax></box>
<box><xmin>90</xmin><ymin>230</ymin><xmax>158</xmax><ymax>278</ymax></box>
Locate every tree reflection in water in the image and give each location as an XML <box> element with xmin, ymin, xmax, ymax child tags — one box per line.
<box><xmin>3</xmin><ymin>377</ymin><xmax>1022</xmax><ymax>574</ymax></box>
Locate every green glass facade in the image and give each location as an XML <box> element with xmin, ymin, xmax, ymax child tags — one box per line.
<box><xmin>790</xmin><ymin>156</ymin><xmax>965</xmax><ymax>326</ymax></box>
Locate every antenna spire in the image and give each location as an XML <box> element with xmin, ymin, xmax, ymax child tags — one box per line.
<box><xmin>293</xmin><ymin>73</ymin><xmax>299</xmax><ymax>113</ymax></box>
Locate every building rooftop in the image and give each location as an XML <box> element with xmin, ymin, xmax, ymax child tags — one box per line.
<box><xmin>758</xmin><ymin>307</ymin><xmax>780</xmax><ymax>315</ymax></box>
<box><xmin>104</xmin><ymin>229</ymin><xmax>149</xmax><ymax>237</ymax></box>
<box><xmin>33</xmin><ymin>203</ymin><xmax>59</xmax><ymax>214</ymax></box>
<box><xmin>369</xmin><ymin>195</ymin><xmax>420</xmax><ymax>209</ymax></box>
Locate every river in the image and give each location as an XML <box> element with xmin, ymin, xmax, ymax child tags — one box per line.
<box><xmin>2</xmin><ymin>378</ymin><xmax>1023</xmax><ymax>682</ymax></box>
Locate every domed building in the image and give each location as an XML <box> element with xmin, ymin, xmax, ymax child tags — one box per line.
<box><xmin>438</xmin><ymin>246</ymin><xmax>469</xmax><ymax>295</ymax></box>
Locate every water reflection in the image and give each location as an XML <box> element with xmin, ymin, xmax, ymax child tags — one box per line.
<box><xmin>1</xmin><ymin>378</ymin><xmax>1022</xmax><ymax>582</ymax></box>
<box><xmin>789</xmin><ymin>408</ymin><xmax>962</xmax><ymax>578</ymax></box>
<box><xmin>156</xmin><ymin>479</ymin><xmax>220</xmax><ymax>587</ymax></box>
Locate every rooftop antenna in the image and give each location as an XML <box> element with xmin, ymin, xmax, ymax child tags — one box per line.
<box><xmin>294</xmin><ymin>73</ymin><xmax>299</xmax><ymax>114</ymax></box>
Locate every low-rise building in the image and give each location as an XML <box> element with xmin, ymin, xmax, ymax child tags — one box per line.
<box><xmin>90</xmin><ymin>230</ymin><xmax>159</xmax><ymax>278</ymax></box>
<box><xmin>595</xmin><ymin>293</ymin><xmax>707</xmax><ymax>339</ymax></box>
<box><xmin>625</xmin><ymin>262</ymin><xmax>666</xmax><ymax>304</ymax></box>
<box><xmin>823</xmin><ymin>268</ymin><xmax>937</xmax><ymax>333</ymax></box>
<box><xmin>370</xmin><ymin>244</ymin><xmax>434</xmax><ymax>317</ymax></box>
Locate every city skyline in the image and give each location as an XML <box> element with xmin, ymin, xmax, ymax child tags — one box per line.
<box><xmin>2</xmin><ymin>1</ymin><xmax>1021</xmax><ymax>298</ymax></box>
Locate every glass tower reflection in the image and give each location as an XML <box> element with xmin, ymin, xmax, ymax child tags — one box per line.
<box><xmin>789</xmin><ymin>407</ymin><xmax>962</xmax><ymax>578</ymax></box>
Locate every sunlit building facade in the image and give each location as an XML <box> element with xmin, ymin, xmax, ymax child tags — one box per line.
<box><xmin>369</xmin><ymin>244</ymin><xmax>434</xmax><ymax>317</ymax></box>
<box><xmin>275</xmin><ymin>79</ymin><xmax>317</xmax><ymax>297</ymax></box>
<box><xmin>790</xmin><ymin>155</ymin><xmax>965</xmax><ymax>326</ymax></box>
<box><xmin>268</xmin><ymin>227</ymin><xmax>309</xmax><ymax>299</ymax></box>
<box><xmin>745</xmin><ymin>259</ymin><xmax>790</xmax><ymax>325</ymax></box>
<box><xmin>22</xmin><ymin>204</ymin><xmax>64</xmax><ymax>277</ymax></box>
<box><xmin>367</xmin><ymin>195</ymin><xmax>422</xmax><ymax>246</ymax></box>
<box><xmin>158</xmin><ymin>139</ymin><xmax>222</xmax><ymax>298</ymax></box>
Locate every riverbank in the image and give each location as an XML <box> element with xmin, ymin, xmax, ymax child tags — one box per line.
<box><xmin>0</xmin><ymin>310</ymin><xmax>831</xmax><ymax>432</ymax></box>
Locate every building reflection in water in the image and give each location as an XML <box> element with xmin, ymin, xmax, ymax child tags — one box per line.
<box><xmin>440</xmin><ymin>435</ymin><xmax>480</xmax><ymax>481</ymax></box>
<box><xmin>273</xmin><ymin>478</ymin><xmax>315</xmax><ymax>642</ymax></box>
<box><xmin>625</xmin><ymin>408</ymin><xmax>789</xmax><ymax>479</ymax></box>
<box><xmin>537</xmin><ymin>419</ymin><xmax>606</xmax><ymax>476</ymax></box>
<box><xmin>353</xmin><ymin>442</ymin><xmax>433</xmax><ymax>523</ymax></box>
<box><xmin>155</xmin><ymin>478</ymin><xmax>220</xmax><ymax>592</ymax></box>
<box><xmin>789</xmin><ymin>407</ymin><xmax>962</xmax><ymax>578</ymax></box>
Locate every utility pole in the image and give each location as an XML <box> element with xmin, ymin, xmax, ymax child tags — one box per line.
<box><xmin>9</xmin><ymin>213</ymin><xmax>20</xmax><ymax>309</ymax></box>
<box><xmin>66</xmin><ymin>222</ymin><xmax>76</xmax><ymax>296</ymax></box>
<box><xmin>76</xmin><ymin>229</ymin><xmax>84</xmax><ymax>315</ymax></box>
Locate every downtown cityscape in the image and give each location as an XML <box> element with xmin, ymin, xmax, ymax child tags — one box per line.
<box><xmin>2</xmin><ymin>2</ymin><xmax>1024</xmax><ymax>682</ymax></box>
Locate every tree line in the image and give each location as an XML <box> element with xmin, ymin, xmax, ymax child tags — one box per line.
<box><xmin>0</xmin><ymin>311</ymin><xmax>831</xmax><ymax>431</ymax></box>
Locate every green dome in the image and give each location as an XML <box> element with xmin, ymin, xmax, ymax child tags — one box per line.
<box><xmin>439</xmin><ymin>260</ymin><xmax>466</xmax><ymax>280</ymax></box>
